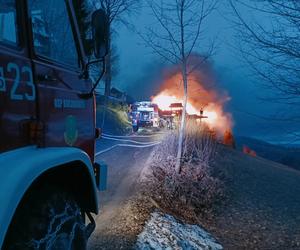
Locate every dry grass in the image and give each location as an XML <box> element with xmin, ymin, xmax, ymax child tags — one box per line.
<box><xmin>142</xmin><ymin>121</ymin><xmax>224</xmax><ymax>222</ymax></box>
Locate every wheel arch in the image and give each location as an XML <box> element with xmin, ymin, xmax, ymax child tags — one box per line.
<box><xmin>0</xmin><ymin>146</ymin><xmax>99</xmax><ymax>248</ymax></box>
<box><xmin>23</xmin><ymin>160</ymin><xmax>98</xmax><ymax>213</ymax></box>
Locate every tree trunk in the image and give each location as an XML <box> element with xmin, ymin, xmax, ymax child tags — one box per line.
<box><xmin>175</xmin><ymin>59</ymin><xmax>188</xmax><ymax>174</ymax></box>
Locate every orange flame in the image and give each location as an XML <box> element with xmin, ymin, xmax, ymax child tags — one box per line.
<box><xmin>151</xmin><ymin>72</ymin><xmax>233</xmax><ymax>136</ymax></box>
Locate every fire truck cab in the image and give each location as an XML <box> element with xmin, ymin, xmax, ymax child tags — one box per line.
<box><xmin>131</xmin><ymin>102</ymin><xmax>159</xmax><ymax>132</ymax></box>
<box><xmin>0</xmin><ymin>0</ymin><xmax>108</xmax><ymax>248</ymax></box>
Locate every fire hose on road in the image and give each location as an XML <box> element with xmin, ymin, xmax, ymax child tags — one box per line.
<box><xmin>102</xmin><ymin>133</ymin><xmax>166</xmax><ymax>138</ymax></box>
<box><xmin>101</xmin><ymin>135</ymin><xmax>161</xmax><ymax>145</ymax></box>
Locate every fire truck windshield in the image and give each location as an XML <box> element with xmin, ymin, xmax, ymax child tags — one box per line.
<box><xmin>28</xmin><ymin>0</ymin><xmax>79</xmax><ymax>67</ymax></box>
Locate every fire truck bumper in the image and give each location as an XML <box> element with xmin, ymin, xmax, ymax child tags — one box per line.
<box><xmin>139</xmin><ymin>120</ymin><xmax>153</xmax><ymax>127</ymax></box>
<box><xmin>94</xmin><ymin>161</ymin><xmax>108</xmax><ymax>191</ymax></box>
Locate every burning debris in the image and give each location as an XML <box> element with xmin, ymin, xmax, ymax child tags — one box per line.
<box><xmin>223</xmin><ymin>130</ymin><xmax>236</xmax><ymax>148</ymax></box>
<box><xmin>243</xmin><ymin>146</ymin><xmax>257</xmax><ymax>157</ymax></box>
<box><xmin>151</xmin><ymin>59</ymin><xmax>233</xmax><ymax>138</ymax></box>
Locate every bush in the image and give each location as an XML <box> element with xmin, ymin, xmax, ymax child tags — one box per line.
<box><xmin>143</xmin><ymin>121</ymin><xmax>223</xmax><ymax>221</ymax></box>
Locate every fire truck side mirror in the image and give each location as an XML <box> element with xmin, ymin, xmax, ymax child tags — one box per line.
<box><xmin>92</xmin><ymin>9</ymin><xmax>109</xmax><ymax>59</ymax></box>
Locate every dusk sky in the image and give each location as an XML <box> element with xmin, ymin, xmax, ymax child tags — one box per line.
<box><xmin>112</xmin><ymin>1</ymin><xmax>298</xmax><ymax>144</ymax></box>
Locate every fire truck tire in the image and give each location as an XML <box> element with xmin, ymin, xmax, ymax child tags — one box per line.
<box><xmin>133</xmin><ymin>125</ymin><xmax>139</xmax><ymax>132</ymax></box>
<box><xmin>4</xmin><ymin>186</ymin><xmax>87</xmax><ymax>250</ymax></box>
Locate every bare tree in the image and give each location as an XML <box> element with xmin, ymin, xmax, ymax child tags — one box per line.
<box><xmin>90</xmin><ymin>0</ymin><xmax>140</xmax><ymax>96</ymax></box>
<box><xmin>229</xmin><ymin>0</ymin><xmax>300</xmax><ymax>136</ymax></box>
<box><xmin>142</xmin><ymin>0</ymin><xmax>217</xmax><ymax>173</ymax></box>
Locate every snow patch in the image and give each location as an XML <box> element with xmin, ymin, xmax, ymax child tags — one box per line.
<box><xmin>135</xmin><ymin>212</ymin><xmax>223</xmax><ymax>250</ymax></box>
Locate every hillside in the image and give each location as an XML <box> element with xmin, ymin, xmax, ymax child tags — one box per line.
<box><xmin>203</xmin><ymin>146</ymin><xmax>300</xmax><ymax>249</ymax></box>
<box><xmin>96</xmin><ymin>104</ymin><xmax>131</xmax><ymax>135</ymax></box>
<box><xmin>236</xmin><ymin>136</ymin><xmax>300</xmax><ymax>170</ymax></box>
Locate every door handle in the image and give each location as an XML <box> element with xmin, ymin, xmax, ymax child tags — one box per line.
<box><xmin>37</xmin><ymin>74</ymin><xmax>57</xmax><ymax>82</ymax></box>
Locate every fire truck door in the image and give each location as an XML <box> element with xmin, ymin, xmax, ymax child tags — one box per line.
<box><xmin>27</xmin><ymin>0</ymin><xmax>94</xmax><ymax>157</ymax></box>
<box><xmin>0</xmin><ymin>0</ymin><xmax>36</xmax><ymax>152</ymax></box>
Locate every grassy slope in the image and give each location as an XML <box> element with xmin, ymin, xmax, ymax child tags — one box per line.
<box><xmin>236</xmin><ymin>136</ymin><xmax>300</xmax><ymax>170</ymax></box>
<box><xmin>203</xmin><ymin>146</ymin><xmax>300</xmax><ymax>249</ymax></box>
<box><xmin>96</xmin><ymin>105</ymin><xmax>131</xmax><ymax>135</ymax></box>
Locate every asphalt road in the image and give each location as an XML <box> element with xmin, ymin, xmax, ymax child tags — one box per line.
<box><xmin>88</xmin><ymin>129</ymin><xmax>164</xmax><ymax>249</ymax></box>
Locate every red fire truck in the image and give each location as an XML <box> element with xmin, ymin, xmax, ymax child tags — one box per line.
<box><xmin>0</xmin><ymin>0</ymin><xmax>108</xmax><ymax>248</ymax></box>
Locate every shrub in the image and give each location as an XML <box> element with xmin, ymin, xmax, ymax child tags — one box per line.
<box><xmin>143</xmin><ymin>121</ymin><xmax>224</xmax><ymax>221</ymax></box>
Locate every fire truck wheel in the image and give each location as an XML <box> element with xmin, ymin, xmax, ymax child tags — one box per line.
<box><xmin>133</xmin><ymin>125</ymin><xmax>139</xmax><ymax>132</ymax></box>
<box><xmin>4</xmin><ymin>186</ymin><xmax>87</xmax><ymax>250</ymax></box>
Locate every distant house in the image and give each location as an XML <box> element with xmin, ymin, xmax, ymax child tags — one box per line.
<box><xmin>95</xmin><ymin>86</ymin><xmax>135</xmax><ymax>106</ymax></box>
<box><xmin>110</xmin><ymin>87</ymin><xmax>126</xmax><ymax>103</ymax></box>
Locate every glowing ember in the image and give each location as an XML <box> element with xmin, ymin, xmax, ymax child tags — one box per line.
<box><xmin>151</xmin><ymin>71</ymin><xmax>233</xmax><ymax>136</ymax></box>
<box><xmin>204</xmin><ymin>111</ymin><xmax>218</xmax><ymax>125</ymax></box>
<box><xmin>152</xmin><ymin>94</ymin><xmax>179</xmax><ymax>111</ymax></box>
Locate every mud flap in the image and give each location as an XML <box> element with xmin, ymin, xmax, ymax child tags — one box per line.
<box><xmin>94</xmin><ymin>161</ymin><xmax>107</xmax><ymax>191</ymax></box>
<box><xmin>85</xmin><ymin>212</ymin><xmax>96</xmax><ymax>238</ymax></box>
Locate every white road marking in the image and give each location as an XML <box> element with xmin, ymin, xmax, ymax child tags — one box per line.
<box><xmin>95</xmin><ymin>142</ymin><xmax>161</xmax><ymax>157</ymax></box>
<box><xmin>95</xmin><ymin>145</ymin><xmax>119</xmax><ymax>156</ymax></box>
